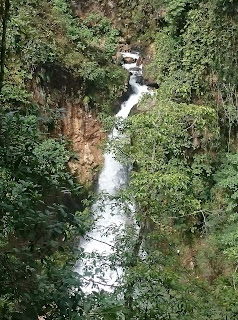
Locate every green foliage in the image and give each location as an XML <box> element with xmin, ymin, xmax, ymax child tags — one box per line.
<box><xmin>215</xmin><ymin>153</ymin><xmax>238</xmax><ymax>213</ymax></box>
<box><xmin>147</xmin><ymin>1</ymin><xmax>238</xmax><ymax>106</ymax></box>
<box><xmin>0</xmin><ymin>107</ymin><xmax>87</xmax><ymax>318</ymax></box>
<box><xmin>0</xmin><ymin>0</ymin><xmax>130</xmax><ymax>317</ymax></box>
<box><xmin>121</xmin><ymin>99</ymin><xmax>218</xmax><ymax>227</ymax></box>
<box><xmin>133</xmin><ymin>1</ymin><xmax>238</xmax><ymax>312</ymax></box>
<box><xmin>212</xmin><ymin>153</ymin><xmax>238</xmax><ymax>264</ymax></box>
<box><xmin>81</xmin><ymin>1</ymin><xmax>238</xmax><ymax>318</ymax></box>
<box><xmin>1</xmin><ymin>0</ymin><xmax>238</xmax><ymax>318</ymax></box>
<box><xmin>164</xmin><ymin>0</ymin><xmax>198</xmax><ymax>34</ymax></box>
<box><xmin>101</xmin><ymin>94</ymin><xmax>238</xmax><ymax>318</ymax></box>
<box><xmin>2</xmin><ymin>0</ymin><xmax>127</xmax><ymax>114</ymax></box>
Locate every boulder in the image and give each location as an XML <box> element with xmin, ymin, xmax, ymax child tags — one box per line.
<box><xmin>118</xmin><ymin>43</ymin><xmax>130</xmax><ymax>52</ymax></box>
<box><xmin>144</xmin><ymin>78</ymin><xmax>159</xmax><ymax>89</ymax></box>
<box><xmin>123</xmin><ymin>57</ymin><xmax>136</xmax><ymax>64</ymax></box>
<box><xmin>135</xmin><ymin>75</ymin><xmax>144</xmax><ymax>85</ymax></box>
<box><xmin>129</xmin><ymin>67</ymin><xmax>141</xmax><ymax>73</ymax></box>
<box><xmin>136</xmin><ymin>57</ymin><xmax>143</xmax><ymax>66</ymax></box>
<box><xmin>112</xmin><ymin>51</ymin><xmax>123</xmax><ymax>62</ymax></box>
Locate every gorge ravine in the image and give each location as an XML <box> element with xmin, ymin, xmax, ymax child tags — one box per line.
<box><xmin>76</xmin><ymin>52</ymin><xmax>150</xmax><ymax>292</ymax></box>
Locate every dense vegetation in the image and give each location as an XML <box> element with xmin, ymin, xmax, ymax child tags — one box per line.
<box><xmin>0</xmin><ymin>0</ymin><xmax>126</xmax><ymax>318</ymax></box>
<box><xmin>117</xmin><ymin>0</ymin><xmax>238</xmax><ymax>318</ymax></box>
<box><xmin>1</xmin><ymin>0</ymin><xmax>238</xmax><ymax>319</ymax></box>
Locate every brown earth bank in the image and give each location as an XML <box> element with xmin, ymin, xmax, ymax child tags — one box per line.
<box><xmin>61</xmin><ymin>101</ymin><xmax>105</xmax><ymax>184</ymax></box>
<box><xmin>31</xmin><ymin>72</ymin><xmax>106</xmax><ymax>184</ymax></box>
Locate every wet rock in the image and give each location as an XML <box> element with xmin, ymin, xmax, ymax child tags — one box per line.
<box><xmin>114</xmin><ymin>83</ymin><xmax>133</xmax><ymax>113</ymax></box>
<box><xmin>136</xmin><ymin>56</ymin><xmax>143</xmax><ymax>66</ymax></box>
<box><xmin>129</xmin><ymin>67</ymin><xmax>141</xmax><ymax>73</ymax></box>
<box><xmin>130</xmin><ymin>103</ymin><xmax>139</xmax><ymax>115</ymax></box>
<box><xmin>144</xmin><ymin>80</ymin><xmax>159</xmax><ymax>89</ymax></box>
<box><xmin>123</xmin><ymin>57</ymin><xmax>136</xmax><ymax>64</ymax></box>
<box><xmin>135</xmin><ymin>75</ymin><xmax>144</xmax><ymax>85</ymax></box>
<box><xmin>119</xmin><ymin>43</ymin><xmax>130</xmax><ymax>52</ymax></box>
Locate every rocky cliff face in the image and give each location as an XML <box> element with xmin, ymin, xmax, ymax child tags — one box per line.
<box><xmin>32</xmin><ymin>75</ymin><xmax>105</xmax><ymax>184</ymax></box>
<box><xmin>61</xmin><ymin>102</ymin><xmax>105</xmax><ymax>184</ymax></box>
<box><xmin>70</xmin><ymin>0</ymin><xmax>158</xmax><ymax>43</ymax></box>
<box><xmin>71</xmin><ymin>0</ymin><xmax>116</xmax><ymax>20</ymax></box>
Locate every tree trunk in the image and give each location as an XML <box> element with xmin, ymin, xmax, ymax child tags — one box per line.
<box><xmin>0</xmin><ymin>0</ymin><xmax>10</xmax><ymax>91</ymax></box>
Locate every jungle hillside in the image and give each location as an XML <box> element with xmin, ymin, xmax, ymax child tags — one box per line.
<box><xmin>0</xmin><ymin>0</ymin><xmax>238</xmax><ymax>319</ymax></box>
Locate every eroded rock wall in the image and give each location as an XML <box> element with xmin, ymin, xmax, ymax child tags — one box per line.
<box><xmin>61</xmin><ymin>102</ymin><xmax>105</xmax><ymax>184</ymax></box>
<box><xmin>32</xmin><ymin>77</ymin><xmax>105</xmax><ymax>184</ymax></box>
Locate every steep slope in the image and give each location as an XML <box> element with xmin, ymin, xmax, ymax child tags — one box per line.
<box><xmin>0</xmin><ymin>0</ymin><xmax>128</xmax><ymax>318</ymax></box>
<box><xmin>1</xmin><ymin>0</ymin><xmax>238</xmax><ymax>319</ymax></box>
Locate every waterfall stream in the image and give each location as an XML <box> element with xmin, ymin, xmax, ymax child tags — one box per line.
<box><xmin>76</xmin><ymin>52</ymin><xmax>149</xmax><ymax>292</ymax></box>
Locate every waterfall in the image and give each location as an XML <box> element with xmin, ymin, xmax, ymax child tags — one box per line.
<box><xmin>76</xmin><ymin>52</ymin><xmax>149</xmax><ymax>292</ymax></box>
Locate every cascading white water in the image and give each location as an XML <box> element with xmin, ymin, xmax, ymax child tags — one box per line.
<box><xmin>76</xmin><ymin>52</ymin><xmax>149</xmax><ymax>292</ymax></box>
